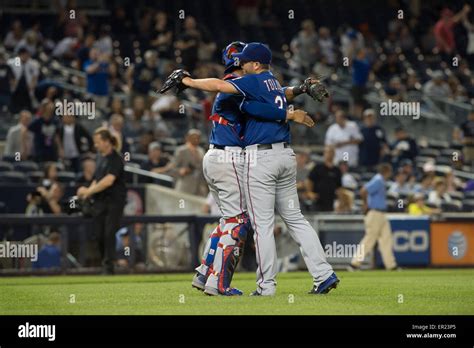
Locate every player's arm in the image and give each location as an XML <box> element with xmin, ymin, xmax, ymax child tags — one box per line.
<box><xmin>182</xmin><ymin>77</ymin><xmax>239</xmax><ymax>94</ymax></box>
<box><xmin>284</xmin><ymin>77</ymin><xmax>326</xmax><ymax>102</ymax></box>
<box><xmin>241</xmin><ymin>100</ymin><xmax>314</xmax><ymax>127</ymax></box>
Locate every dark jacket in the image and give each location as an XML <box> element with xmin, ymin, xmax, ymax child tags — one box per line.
<box><xmin>58</xmin><ymin>123</ymin><xmax>93</xmax><ymax>155</ymax></box>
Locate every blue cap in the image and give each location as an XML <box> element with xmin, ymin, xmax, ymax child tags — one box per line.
<box><xmin>232</xmin><ymin>42</ymin><xmax>272</xmax><ymax>65</ymax></box>
<box><xmin>222</xmin><ymin>41</ymin><xmax>246</xmax><ymax>73</ymax></box>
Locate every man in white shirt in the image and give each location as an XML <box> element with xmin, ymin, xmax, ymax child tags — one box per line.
<box><xmin>4</xmin><ymin>110</ymin><xmax>33</xmax><ymax>158</ymax></box>
<box><xmin>325</xmin><ymin>110</ymin><xmax>363</xmax><ymax>167</ymax></box>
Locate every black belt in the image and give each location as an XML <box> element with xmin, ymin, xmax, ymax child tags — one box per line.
<box><xmin>257</xmin><ymin>142</ymin><xmax>290</xmax><ymax>151</ymax></box>
<box><xmin>210</xmin><ymin>144</ymin><xmax>226</xmax><ymax>150</ymax></box>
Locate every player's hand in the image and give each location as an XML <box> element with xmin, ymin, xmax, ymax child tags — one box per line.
<box><xmin>301</xmin><ymin>77</ymin><xmax>329</xmax><ymax>103</ymax></box>
<box><xmin>159</xmin><ymin>69</ymin><xmax>191</xmax><ymax>94</ymax></box>
<box><xmin>286</xmin><ymin>109</ymin><xmax>315</xmax><ymax>127</ymax></box>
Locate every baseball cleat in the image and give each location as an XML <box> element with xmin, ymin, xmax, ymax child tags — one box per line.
<box><xmin>204</xmin><ymin>286</ymin><xmax>243</xmax><ymax>296</ymax></box>
<box><xmin>308</xmin><ymin>272</ymin><xmax>340</xmax><ymax>294</ymax></box>
<box><xmin>191</xmin><ymin>273</ymin><xmax>206</xmax><ymax>291</ymax></box>
<box><xmin>204</xmin><ymin>286</ymin><xmax>219</xmax><ymax>296</ymax></box>
<box><xmin>249</xmin><ymin>290</ymin><xmax>262</xmax><ymax>296</ymax></box>
<box><xmin>221</xmin><ymin>287</ymin><xmax>243</xmax><ymax>296</ymax></box>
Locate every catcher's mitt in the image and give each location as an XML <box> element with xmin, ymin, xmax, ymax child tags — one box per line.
<box><xmin>300</xmin><ymin>77</ymin><xmax>329</xmax><ymax>103</ymax></box>
<box><xmin>159</xmin><ymin>69</ymin><xmax>191</xmax><ymax>94</ymax></box>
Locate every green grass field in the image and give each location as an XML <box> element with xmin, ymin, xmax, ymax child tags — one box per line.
<box><xmin>1</xmin><ymin>269</ymin><xmax>473</xmax><ymax>315</ymax></box>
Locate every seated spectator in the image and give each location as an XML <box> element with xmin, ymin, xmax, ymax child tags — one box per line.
<box><xmin>399</xmin><ymin>159</ymin><xmax>417</xmax><ymax>191</ymax></box>
<box><xmin>306</xmin><ymin>146</ymin><xmax>342</xmax><ymax>212</ymax></box>
<box><xmin>32</xmin><ymin>232</ymin><xmax>61</xmax><ymax>270</ymax></box>
<box><xmin>428</xmin><ymin>179</ymin><xmax>452</xmax><ymax>207</ymax></box>
<box><xmin>126</xmin><ymin>50</ymin><xmax>160</xmax><ymax>105</ymax></box>
<box><xmin>4</xmin><ymin>110</ymin><xmax>33</xmax><ymax>158</ymax></box>
<box><xmin>388</xmin><ymin>169</ymin><xmax>411</xmax><ymax>196</ymax></box>
<box><xmin>414</xmin><ymin>173</ymin><xmax>434</xmax><ymax>196</ymax></box>
<box><xmin>339</xmin><ymin>161</ymin><xmax>358</xmax><ymax>190</ymax></box>
<box><xmin>77</xmin><ymin>158</ymin><xmax>96</xmax><ymax>185</ymax></box>
<box><xmin>41</xmin><ymin>162</ymin><xmax>59</xmax><ymax>188</ymax></box>
<box><xmin>25</xmin><ymin>183</ymin><xmax>63</xmax><ymax>217</ymax></box>
<box><xmin>334</xmin><ymin>188</ymin><xmax>354</xmax><ymax>213</ymax></box>
<box><xmin>115</xmin><ymin>224</ymin><xmax>145</xmax><ymax>269</ymax></box>
<box><xmin>28</xmin><ymin>99</ymin><xmax>60</xmax><ymax>162</ymax></box>
<box><xmin>423</xmin><ymin>71</ymin><xmax>450</xmax><ymax>97</ymax></box>
<box><xmin>325</xmin><ymin>110</ymin><xmax>362</xmax><ymax>167</ymax></box>
<box><xmin>4</xmin><ymin>20</ymin><xmax>24</xmax><ymax>50</ymax></box>
<box><xmin>390</xmin><ymin>127</ymin><xmax>418</xmax><ymax>169</ymax></box>
<box><xmin>445</xmin><ymin>169</ymin><xmax>464</xmax><ymax>192</ymax></box>
<box><xmin>107</xmin><ymin>97</ymin><xmax>124</xmax><ymax>119</ymax></box>
<box><xmin>141</xmin><ymin>142</ymin><xmax>170</xmax><ymax>174</ymax></box>
<box><xmin>375</xmin><ymin>52</ymin><xmax>403</xmax><ymax>82</ymax></box>
<box><xmin>108</xmin><ymin>113</ymin><xmax>130</xmax><ymax>155</ymax></box>
<box><xmin>124</xmin><ymin>95</ymin><xmax>153</xmax><ymax>140</ymax></box>
<box><xmin>408</xmin><ymin>193</ymin><xmax>441</xmax><ymax>216</ymax></box>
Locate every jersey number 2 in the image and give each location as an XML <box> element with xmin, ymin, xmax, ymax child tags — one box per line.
<box><xmin>275</xmin><ymin>96</ymin><xmax>284</xmax><ymax>109</ymax></box>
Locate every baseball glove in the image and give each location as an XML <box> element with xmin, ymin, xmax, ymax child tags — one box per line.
<box><xmin>301</xmin><ymin>77</ymin><xmax>329</xmax><ymax>103</ymax></box>
<box><xmin>159</xmin><ymin>69</ymin><xmax>191</xmax><ymax>94</ymax></box>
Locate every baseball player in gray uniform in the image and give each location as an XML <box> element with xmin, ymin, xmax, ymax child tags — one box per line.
<box><xmin>178</xmin><ymin>42</ymin><xmax>340</xmax><ymax>296</ymax></box>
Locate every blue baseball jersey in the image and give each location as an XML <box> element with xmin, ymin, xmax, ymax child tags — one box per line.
<box><xmin>209</xmin><ymin>74</ymin><xmax>246</xmax><ymax>147</ymax></box>
<box><xmin>227</xmin><ymin>71</ymin><xmax>290</xmax><ymax>146</ymax></box>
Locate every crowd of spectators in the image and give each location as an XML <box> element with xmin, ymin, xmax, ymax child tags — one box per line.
<box><xmin>0</xmin><ymin>1</ymin><xmax>473</xmax><ymax>219</ymax></box>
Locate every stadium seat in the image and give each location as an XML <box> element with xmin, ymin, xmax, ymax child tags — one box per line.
<box><xmin>0</xmin><ymin>155</ymin><xmax>16</xmax><ymax>162</ymax></box>
<box><xmin>0</xmin><ymin>161</ymin><xmax>14</xmax><ymax>172</ymax></box>
<box><xmin>440</xmin><ymin>149</ymin><xmax>461</xmax><ymax>157</ymax></box>
<box><xmin>427</xmin><ymin>140</ymin><xmax>449</xmax><ymax>150</ymax></box>
<box><xmin>27</xmin><ymin>171</ymin><xmax>44</xmax><ymax>184</ymax></box>
<box><xmin>436</xmin><ymin>157</ymin><xmax>454</xmax><ymax>166</ymax></box>
<box><xmin>13</xmin><ymin>161</ymin><xmax>39</xmax><ymax>173</ymax></box>
<box><xmin>461</xmin><ymin>199</ymin><xmax>474</xmax><ymax>212</ymax></box>
<box><xmin>464</xmin><ymin>191</ymin><xmax>474</xmax><ymax>199</ymax></box>
<box><xmin>57</xmin><ymin>171</ymin><xmax>77</xmax><ymax>185</ymax></box>
<box><xmin>441</xmin><ymin>201</ymin><xmax>462</xmax><ymax>212</ymax></box>
<box><xmin>0</xmin><ymin>171</ymin><xmax>28</xmax><ymax>183</ymax></box>
<box><xmin>449</xmin><ymin>191</ymin><xmax>464</xmax><ymax>201</ymax></box>
<box><xmin>419</xmin><ymin>148</ymin><xmax>440</xmax><ymax>158</ymax></box>
<box><xmin>129</xmin><ymin>153</ymin><xmax>148</xmax><ymax>167</ymax></box>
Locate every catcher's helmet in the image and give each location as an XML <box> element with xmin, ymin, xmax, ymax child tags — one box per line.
<box><xmin>222</xmin><ymin>41</ymin><xmax>246</xmax><ymax>73</ymax></box>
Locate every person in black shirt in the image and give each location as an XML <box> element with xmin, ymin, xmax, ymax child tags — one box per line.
<box><xmin>390</xmin><ymin>127</ymin><xmax>419</xmax><ymax>170</ymax></box>
<box><xmin>306</xmin><ymin>146</ymin><xmax>342</xmax><ymax>212</ymax></box>
<box><xmin>141</xmin><ymin>142</ymin><xmax>170</xmax><ymax>174</ymax></box>
<box><xmin>77</xmin><ymin>127</ymin><xmax>126</xmax><ymax>274</ymax></box>
<box><xmin>359</xmin><ymin>109</ymin><xmax>388</xmax><ymax>170</ymax></box>
<box><xmin>28</xmin><ymin>99</ymin><xmax>61</xmax><ymax>162</ymax></box>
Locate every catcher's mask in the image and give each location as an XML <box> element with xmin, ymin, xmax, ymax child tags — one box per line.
<box><xmin>222</xmin><ymin>41</ymin><xmax>246</xmax><ymax>74</ymax></box>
